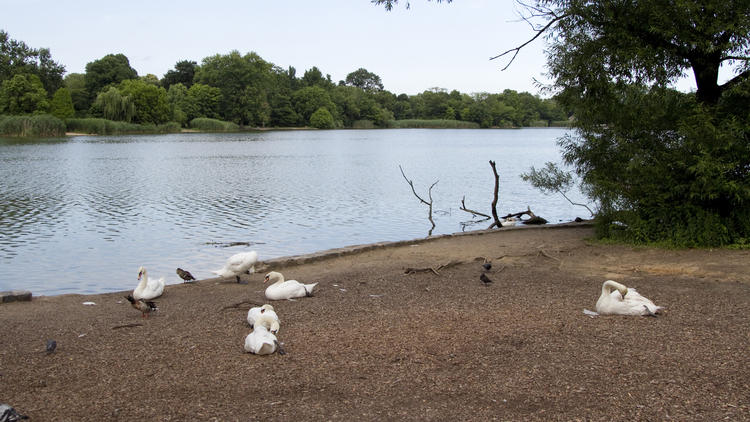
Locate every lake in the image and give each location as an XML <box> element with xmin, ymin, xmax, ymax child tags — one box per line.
<box><xmin>0</xmin><ymin>128</ymin><xmax>588</xmax><ymax>295</ymax></box>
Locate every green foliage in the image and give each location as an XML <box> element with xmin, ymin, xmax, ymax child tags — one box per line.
<box><xmin>94</xmin><ymin>86</ymin><xmax>135</xmax><ymax>122</ymax></box>
<box><xmin>65</xmin><ymin>118</ymin><xmax>180</xmax><ymax>135</ymax></box>
<box><xmin>187</xmin><ymin>83</ymin><xmax>221</xmax><ymax>120</ymax></box>
<box><xmin>84</xmin><ymin>54</ymin><xmax>138</xmax><ymax>101</ymax></box>
<box><xmin>162</xmin><ymin>60</ymin><xmax>197</xmax><ymax>89</ymax></box>
<box><xmin>0</xmin><ymin>114</ymin><xmax>65</xmax><ymax>137</ymax></box>
<box><xmin>63</xmin><ymin>73</ymin><xmax>89</xmax><ymax>116</ymax></box>
<box><xmin>50</xmin><ymin>87</ymin><xmax>75</xmax><ymax>119</ymax></box>
<box><xmin>194</xmin><ymin>51</ymin><xmax>273</xmax><ymax>126</ymax></box>
<box><xmin>0</xmin><ymin>30</ymin><xmax>65</xmax><ymax>95</ymax></box>
<box><xmin>384</xmin><ymin>119</ymin><xmax>479</xmax><ymax>129</ymax></box>
<box><xmin>292</xmin><ymin>86</ymin><xmax>337</xmax><ymax>124</ymax></box>
<box><xmin>309</xmin><ymin>107</ymin><xmax>335</xmax><ymax>129</ymax></box>
<box><xmin>520</xmin><ymin>161</ymin><xmax>595</xmax><ymax>217</ymax></box>
<box><xmin>118</xmin><ymin>79</ymin><xmax>170</xmax><ymax>124</ymax></box>
<box><xmin>0</xmin><ymin>74</ymin><xmax>50</xmax><ymax>114</ymax></box>
<box><xmin>188</xmin><ymin>117</ymin><xmax>239</xmax><ymax>132</ymax></box>
<box><xmin>344</xmin><ymin>68</ymin><xmax>384</xmax><ymax>91</ymax></box>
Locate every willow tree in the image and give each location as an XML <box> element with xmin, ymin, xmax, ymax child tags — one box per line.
<box><xmin>94</xmin><ymin>86</ymin><xmax>135</xmax><ymax>122</ymax></box>
<box><xmin>376</xmin><ymin>0</ymin><xmax>750</xmax><ymax>246</ymax></box>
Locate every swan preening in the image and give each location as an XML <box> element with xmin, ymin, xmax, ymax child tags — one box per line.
<box><xmin>212</xmin><ymin>251</ymin><xmax>258</xmax><ymax>283</ymax></box>
<box><xmin>595</xmin><ymin>280</ymin><xmax>663</xmax><ymax>316</ymax></box>
<box><xmin>244</xmin><ymin>306</ymin><xmax>285</xmax><ymax>355</ymax></box>
<box><xmin>244</xmin><ymin>323</ymin><xmax>283</xmax><ymax>355</ymax></box>
<box><xmin>264</xmin><ymin>271</ymin><xmax>318</xmax><ymax>301</ymax></box>
<box><xmin>133</xmin><ymin>266</ymin><xmax>165</xmax><ymax>300</ymax></box>
<box><xmin>247</xmin><ymin>304</ymin><xmax>280</xmax><ymax>334</ymax></box>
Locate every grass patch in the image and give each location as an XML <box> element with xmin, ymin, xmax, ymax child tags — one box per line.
<box><xmin>66</xmin><ymin>118</ymin><xmax>181</xmax><ymax>135</ymax></box>
<box><xmin>0</xmin><ymin>114</ymin><xmax>66</xmax><ymax>137</ymax></box>
<box><xmin>384</xmin><ymin>119</ymin><xmax>480</xmax><ymax>129</ymax></box>
<box><xmin>189</xmin><ymin>118</ymin><xmax>240</xmax><ymax>132</ymax></box>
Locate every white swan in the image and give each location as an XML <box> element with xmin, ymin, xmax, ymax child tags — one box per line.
<box><xmin>243</xmin><ymin>322</ymin><xmax>281</xmax><ymax>355</ymax></box>
<box><xmin>212</xmin><ymin>251</ymin><xmax>258</xmax><ymax>283</ymax></box>
<box><xmin>264</xmin><ymin>271</ymin><xmax>317</xmax><ymax>301</ymax></box>
<box><xmin>596</xmin><ymin>280</ymin><xmax>663</xmax><ymax>316</ymax></box>
<box><xmin>247</xmin><ymin>304</ymin><xmax>280</xmax><ymax>333</ymax></box>
<box><xmin>500</xmin><ymin>217</ymin><xmax>518</xmax><ymax>227</ymax></box>
<box><xmin>133</xmin><ymin>266</ymin><xmax>165</xmax><ymax>300</ymax></box>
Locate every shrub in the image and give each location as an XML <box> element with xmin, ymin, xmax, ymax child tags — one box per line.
<box><xmin>189</xmin><ymin>117</ymin><xmax>239</xmax><ymax>132</ymax></box>
<box><xmin>309</xmin><ymin>107</ymin><xmax>334</xmax><ymax>129</ymax></box>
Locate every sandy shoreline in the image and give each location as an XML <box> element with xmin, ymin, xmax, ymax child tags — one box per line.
<box><xmin>1</xmin><ymin>224</ymin><xmax>749</xmax><ymax>420</ymax></box>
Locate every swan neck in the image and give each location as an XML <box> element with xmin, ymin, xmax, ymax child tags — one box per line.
<box><xmin>602</xmin><ymin>280</ymin><xmax>626</xmax><ymax>295</ymax></box>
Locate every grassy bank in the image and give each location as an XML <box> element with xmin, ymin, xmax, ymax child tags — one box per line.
<box><xmin>65</xmin><ymin>118</ymin><xmax>181</xmax><ymax>135</ymax></box>
<box><xmin>0</xmin><ymin>114</ymin><xmax>66</xmax><ymax>137</ymax></box>
<box><xmin>385</xmin><ymin>119</ymin><xmax>480</xmax><ymax>129</ymax></box>
<box><xmin>189</xmin><ymin>117</ymin><xmax>240</xmax><ymax>132</ymax></box>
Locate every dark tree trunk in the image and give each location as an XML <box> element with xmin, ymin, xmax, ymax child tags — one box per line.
<box><xmin>690</xmin><ymin>53</ymin><xmax>722</xmax><ymax>106</ymax></box>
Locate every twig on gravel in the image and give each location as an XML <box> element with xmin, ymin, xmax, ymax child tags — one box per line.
<box><xmin>111</xmin><ymin>323</ymin><xmax>143</xmax><ymax>330</ymax></box>
<box><xmin>404</xmin><ymin>260</ymin><xmax>464</xmax><ymax>275</ymax></box>
<box><xmin>538</xmin><ymin>250</ymin><xmax>561</xmax><ymax>262</ymax></box>
<box><xmin>220</xmin><ymin>299</ymin><xmax>264</xmax><ymax>312</ymax></box>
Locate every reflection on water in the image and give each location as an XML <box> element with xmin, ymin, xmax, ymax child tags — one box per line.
<box><xmin>0</xmin><ymin>128</ymin><xmax>585</xmax><ymax>295</ymax></box>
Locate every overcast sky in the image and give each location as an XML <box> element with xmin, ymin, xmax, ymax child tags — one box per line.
<box><xmin>4</xmin><ymin>0</ymin><xmax>706</xmax><ymax>96</ymax></box>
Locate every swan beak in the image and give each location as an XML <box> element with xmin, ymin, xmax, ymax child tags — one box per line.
<box><xmin>263</xmin><ymin>275</ymin><xmax>269</xmax><ymax>284</ymax></box>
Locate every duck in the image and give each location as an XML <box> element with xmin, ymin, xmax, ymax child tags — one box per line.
<box><xmin>212</xmin><ymin>251</ymin><xmax>258</xmax><ymax>283</ymax></box>
<box><xmin>595</xmin><ymin>280</ymin><xmax>663</xmax><ymax>316</ymax></box>
<box><xmin>243</xmin><ymin>320</ymin><xmax>285</xmax><ymax>355</ymax></box>
<box><xmin>125</xmin><ymin>294</ymin><xmax>158</xmax><ymax>318</ymax></box>
<box><xmin>263</xmin><ymin>271</ymin><xmax>318</xmax><ymax>301</ymax></box>
<box><xmin>176</xmin><ymin>267</ymin><xmax>196</xmax><ymax>283</ymax></box>
<box><xmin>247</xmin><ymin>304</ymin><xmax>280</xmax><ymax>333</ymax></box>
<box><xmin>133</xmin><ymin>266</ymin><xmax>165</xmax><ymax>300</ymax></box>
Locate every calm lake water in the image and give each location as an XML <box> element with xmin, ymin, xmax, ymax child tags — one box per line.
<box><xmin>0</xmin><ymin>128</ymin><xmax>587</xmax><ymax>295</ymax></box>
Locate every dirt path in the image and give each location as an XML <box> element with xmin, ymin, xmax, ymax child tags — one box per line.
<box><xmin>1</xmin><ymin>224</ymin><xmax>749</xmax><ymax>421</ymax></box>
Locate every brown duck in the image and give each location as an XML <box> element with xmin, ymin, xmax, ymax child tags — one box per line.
<box><xmin>176</xmin><ymin>267</ymin><xmax>196</xmax><ymax>283</ymax></box>
<box><xmin>125</xmin><ymin>294</ymin><xmax>158</xmax><ymax>318</ymax></box>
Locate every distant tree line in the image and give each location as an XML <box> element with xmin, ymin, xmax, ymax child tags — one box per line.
<box><xmin>0</xmin><ymin>30</ymin><xmax>569</xmax><ymax>131</ymax></box>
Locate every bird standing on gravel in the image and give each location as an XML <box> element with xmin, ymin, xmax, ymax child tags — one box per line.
<box><xmin>176</xmin><ymin>268</ymin><xmax>196</xmax><ymax>283</ymax></box>
<box><xmin>125</xmin><ymin>294</ymin><xmax>158</xmax><ymax>318</ymax></box>
<box><xmin>482</xmin><ymin>262</ymin><xmax>492</xmax><ymax>271</ymax></box>
<box><xmin>480</xmin><ymin>273</ymin><xmax>493</xmax><ymax>286</ymax></box>
<box><xmin>46</xmin><ymin>339</ymin><xmax>57</xmax><ymax>354</ymax></box>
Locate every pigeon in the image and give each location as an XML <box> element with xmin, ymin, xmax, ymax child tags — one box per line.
<box><xmin>46</xmin><ymin>339</ymin><xmax>57</xmax><ymax>354</ymax></box>
<box><xmin>176</xmin><ymin>268</ymin><xmax>196</xmax><ymax>283</ymax></box>
<box><xmin>480</xmin><ymin>273</ymin><xmax>493</xmax><ymax>286</ymax></box>
<box><xmin>0</xmin><ymin>403</ymin><xmax>28</xmax><ymax>421</ymax></box>
<box><xmin>124</xmin><ymin>294</ymin><xmax>158</xmax><ymax>318</ymax></box>
<box><xmin>482</xmin><ymin>262</ymin><xmax>492</xmax><ymax>271</ymax></box>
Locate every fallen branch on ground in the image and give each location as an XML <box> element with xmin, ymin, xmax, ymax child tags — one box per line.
<box><xmin>404</xmin><ymin>260</ymin><xmax>464</xmax><ymax>275</ymax></box>
<box><xmin>220</xmin><ymin>299</ymin><xmax>264</xmax><ymax>312</ymax></box>
<box><xmin>112</xmin><ymin>323</ymin><xmax>144</xmax><ymax>330</ymax></box>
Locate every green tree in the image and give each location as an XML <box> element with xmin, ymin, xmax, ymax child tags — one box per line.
<box><xmin>162</xmin><ymin>60</ymin><xmax>197</xmax><ymax>89</ymax></box>
<box><xmin>166</xmin><ymin>83</ymin><xmax>196</xmax><ymax>126</ymax></box>
<box><xmin>291</xmin><ymin>86</ymin><xmax>337</xmax><ymax>124</ymax></box>
<box><xmin>118</xmin><ymin>79</ymin><xmax>170</xmax><ymax>124</ymax></box>
<box><xmin>0</xmin><ymin>30</ymin><xmax>65</xmax><ymax>95</ymax></box>
<box><xmin>0</xmin><ymin>74</ymin><xmax>49</xmax><ymax>114</ymax></box>
<box><xmin>194</xmin><ymin>51</ymin><xmax>273</xmax><ymax>125</ymax></box>
<box><xmin>49</xmin><ymin>87</ymin><xmax>75</xmax><ymax>119</ymax></box>
<box><xmin>64</xmin><ymin>73</ymin><xmax>90</xmax><ymax>116</ymax></box>
<box><xmin>187</xmin><ymin>83</ymin><xmax>221</xmax><ymax>119</ymax></box>
<box><xmin>344</xmin><ymin>68</ymin><xmax>384</xmax><ymax>91</ymax></box>
<box><xmin>93</xmin><ymin>86</ymin><xmax>135</xmax><ymax>122</ymax></box>
<box><xmin>521</xmin><ymin>0</ymin><xmax>750</xmax><ymax>245</ymax></box>
<box><xmin>309</xmin><ymin>107</ymin><xmax>335</xmax><ymax>129</ymax></box>
<box><xmin>84</xmin><ymin>54</ymin><xmax>138</xmax><ymax>101</ymax></box>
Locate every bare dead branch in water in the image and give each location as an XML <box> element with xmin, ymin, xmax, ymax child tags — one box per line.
<box><xmin>488</xmin><ymin>161</ymin><xmax>502</xmax><ymax>229</ymax></box>
<box><xmin>460</xmin><ymin>196</ymin><xmax>491</xmax><ymax>219</ymax></box>
<box><xmin>399</xmin><ymin>165</ymin><xmax>438</xmax><ymax>236</ymax></box>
